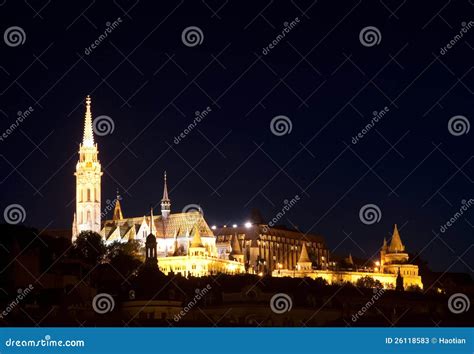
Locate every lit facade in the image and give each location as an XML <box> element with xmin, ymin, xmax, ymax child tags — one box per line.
<box><xmin>71</xmin><ymin>97</ymin><xmax>422</xmax><ymax>288</ymax></box>
<box><xmin>273</xmin><ymin>225</ymin><xmax>423</xmax><ymax>290</ymax></box>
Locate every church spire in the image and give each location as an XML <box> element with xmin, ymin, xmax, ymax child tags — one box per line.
<box><xmin>113</xmin><ymin>189</ymin><xmax>123</xmax><ymax>220</ymax></box>
<box><xmin>83</xmin><ymin>95</ymin><xmax>94</xmax><ymax>147</ymax></box>
<box><xmin>161</xmin><ymin>171</ymin><xmax>171</xmax><ymax>218</ymax></box>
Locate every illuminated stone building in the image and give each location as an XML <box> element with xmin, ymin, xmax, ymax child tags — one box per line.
<box><xmin>71</xmin><ymin>97</ymin><xmax>422</xmax><ymax>288</ymax></box>
<box><xmin>71</xmin><ymin>96</ymin><xmax>243</xmax><ymax>277</ymax></box>
<box><xmin>273</xmin><ymin>225</ymin><xmax>423</xmax><ymax>289</ymax></box>
<box><xmin>213</xmin><ymin>220</ymin><xmax>329</xmax><ymax>275</ymax></box>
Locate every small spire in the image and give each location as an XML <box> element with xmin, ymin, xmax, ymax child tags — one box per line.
<box><xmin>230</xmin><ymin>233</ymin><xmax>242</xmax><ymax>255</ymax></box>
<box><xmin>388</xmin><ymin>224</ymin><xmax>405</xmax><ymax>253</ymax></box>
<box><xmin>83</xmin><ymin>95</ymin><xmax>94</xmax><ymax>147</ymax></box>
<box><xmin>113</xmin><ymin>190</ymin><xmax>123</xmax><ymax>221</ymax></box>
<box><xmin>298</xmin><ymin>242</ymin><xmax>311</xmax><ymax>263</ymax></box>
<box><xmin>161</xmin><ymin>171</ymin><xmax>171</xmax><ymax>218</ymax></box>
<box><xmin>190</xmin><ymin>225</ymin><xmax>204</xmax><ymax>248</ymax></box>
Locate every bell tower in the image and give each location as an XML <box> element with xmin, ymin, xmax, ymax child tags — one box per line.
<box><xmin>72</xmin><ymin>95</ymin><xmax>102</xmax><ymax>242</ymax></box>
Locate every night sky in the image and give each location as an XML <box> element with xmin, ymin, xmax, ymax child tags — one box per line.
<box><xmin>0</xmin><ymin>0</ymin><xmax>472</xmax><ymax>273</ymax></box>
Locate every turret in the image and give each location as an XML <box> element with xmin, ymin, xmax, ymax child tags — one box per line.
<box><xmin>297</xmin><ymin>242</ymin><xmax>312</xmax><ymax>271</ymax></box>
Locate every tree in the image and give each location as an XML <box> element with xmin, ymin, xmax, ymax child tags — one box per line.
<box><xmin>313</xmin><ymin>277</ymin><xmax>329</xmax><ymax>287</ymax></box>
<box><xmin>106</xmin><ymin>240</ymin><xmax>142</xmax><ymax>277</ymax></box>
<box><xmin>356</xmin><ymin>276</ymin><xmax>383</xmax><ymax>289</ymax></box>
<box><xmin>70</xmin><ymin>231</ymin><xmax>106</xmax><ymax>265</ymax></box>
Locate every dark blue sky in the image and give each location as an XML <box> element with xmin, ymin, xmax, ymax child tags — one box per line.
<box><xmin>0</xmin><ymin>0</ymin><xmax>472</xmax><ymax>273</ymax></box>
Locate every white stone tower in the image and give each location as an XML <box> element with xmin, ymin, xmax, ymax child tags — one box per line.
<box><xmin>72</xmin><ymin>95</ymin><xmax>102</xmax><ymax>242</ymax></box>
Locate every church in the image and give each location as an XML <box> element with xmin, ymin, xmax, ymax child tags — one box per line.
<box><xmin>71</xmin><ymin>96</ymin><xmax>422</xmax><ymax>289</ymax></box>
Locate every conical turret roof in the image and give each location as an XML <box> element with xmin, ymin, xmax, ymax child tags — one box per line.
<box><xmin>298</xmin><ymin>242</ymin><xmax>311</xmax><ymax>263</ymax></box>
<box><xmin>388</xmin><ymin>224</ymin><xmax>405</xmax><ymax>253</ymax></box>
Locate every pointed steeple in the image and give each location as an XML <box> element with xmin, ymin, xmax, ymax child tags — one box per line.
<box><xmin>113</xmin><ymin>189</ymin><xmax>124</xmax><ymax>220</ymax></box>
<box><xmin>83</xmin><ymin>95</ymin><xmax>94</xmax><ymax>147</ymax></box>
<box><xmin>161</xmin><ymin>171</ymin><xmax>171</xmax><ymax>218</ymax></box>
<box><xmin>230</xmin><ymin>233</ymin><xmax>242</xmax><ymax>255</ymax></box>
<box><xmin>388</xmin><ymin>224</ymin><xmax>405</xmax><ymax>253</ymax></box>
<box><xmin>298</xmin><ymin>242</ymin><xmax>311</xmax><ymax>263</ymax></box>
<box><xmin>190</xmin><ymin>225</ymin><xmax>204</xmax><ymax>248</ymax></box>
